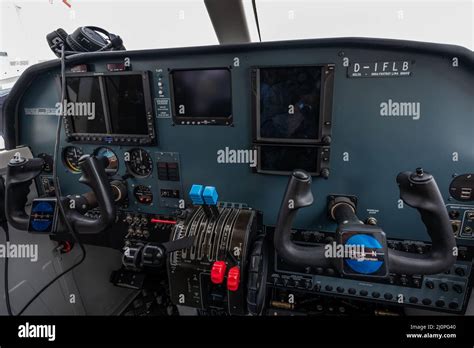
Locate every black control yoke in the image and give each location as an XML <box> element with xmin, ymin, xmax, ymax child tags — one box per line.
<box><xmin>389</xmin><ymin>170</ymin><xmax>456</xmax><ymax>274</ymax></box>
<box><xmin>274</xmin><ymin>169</ymin><xmax>456</xmax><ymax>275</ymax></box>
<box><xmin>274</xmin><ymin>171</ymin><xmax>332</xmax><ymax>268</ymax></box>
<box><xmin>5</xmin><ymin>154</ymin><xmax>116</xmax><ymax>234</ymax></box>
<box><xmin>5</xmin><ymin>156</ymin><xmax>44</xmax><ymax>230</ymax></box>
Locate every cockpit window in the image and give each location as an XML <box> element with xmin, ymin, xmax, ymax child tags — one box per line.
<box><xmin>251</xmin><ymin>0</ymin><xmax>473</xmax><ymax>49</ymax></box>
<box><xmin>0</xmin><ymin>0</ymin><xmax>218</xmax><ymax>90</ymax></box>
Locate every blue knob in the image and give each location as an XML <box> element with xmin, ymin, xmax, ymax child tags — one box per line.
<box><xmin>203</xmin><ymin>186</ymin><xmax>218</xmax><ymax>205</ymax></box>
<box><xmin>189</xmin><ymin>184</ymin><xmax>204</xmax><ymax>205</ymax></box>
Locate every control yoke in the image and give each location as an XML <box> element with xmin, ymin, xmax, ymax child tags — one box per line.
<box><xmin>390</xmin><ymin>169</ymin><xmax>457</xmax><ymax>274</ymax></box>
<box><xmin>5</xmin><ymin>154</ymin><xmax>116</xmax><ymax>234</ymax></box>
<box><xmin>274</xmin><ymin>169</ymin><xmax>456</xmax><ymax>275</ymax></box>
<box><xmin>274</xmin><ymin>171</ymin><xmax>332</xmax><ymax>268</ymax></box>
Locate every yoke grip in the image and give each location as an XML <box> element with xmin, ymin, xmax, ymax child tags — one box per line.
<box><xmin>388</xmin><ymin>169</ymin><xmax>456</xmax><ymax>274</ymax></box>
<box><xmin>5</xmin><ymin>157</ymin><xmax>44</xmax><ymax>230</ymax></box>
<box><xmin>65</xmin><ymin>155</ymin><xmax>116</xmax><ymax>234</ymax></box>
<box><xmin>273</xmin><ymin>170</ymin><xmax>331</xmax><ymax>268</ymax></box>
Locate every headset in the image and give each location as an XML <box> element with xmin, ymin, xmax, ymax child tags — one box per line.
<box><xmin>46</xmin><ymin>26</ymin><xmax>125</xmax><ymax>57</ymax></box>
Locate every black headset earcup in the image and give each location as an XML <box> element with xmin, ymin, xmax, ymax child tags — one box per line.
<box><xmin>46</xmin><ymin>28</ymin><xmax>72</xmax><ymax>57</ymax></box>
<box><xmin>56</xmin><ymin>28</ymin><xmax>74</xmax><ymax>52</ymax></box>
<box><xmin>56</xmin><ymin>28</ymin><xmax>69</xmax><ymax>43</ymax></box>
<box><xmin>67</xmin><ymin>26</ymin><xmax>108</xmax><ymax>52</ymax></box>
<box><xmin>66</xmin><ymin>34</ymin><xmax>86</xmax><ymax>52</ymax></box>
<box><xmin>47</xmin><ymin>25</ymin><xmax>125</xmax><ymax>55</ymax></box>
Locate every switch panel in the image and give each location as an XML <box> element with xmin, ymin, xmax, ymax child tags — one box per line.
<box><xmin>157</xmin><ymin>161</ymin><xmax>180</xmax><ymax>181</ymax></box>
<box><xmin>156</xmin><ymin>152</ymin><xmax>183</xmax><ymax>208</ymax></box>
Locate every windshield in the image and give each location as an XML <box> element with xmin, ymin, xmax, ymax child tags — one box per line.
<box><xmin>252</xmin><ymin>0</ymin><xmax>473</xmax><ymax>49</ymax></box>
<box><xmin>1</xmin><ymin>0</ymin><xmax>472</xmax><ymax>93</ymax></box>
<box><xmin>0</xmin><ymin>0</ymin><xmax>218</xmax><ymax>91</ymax></box>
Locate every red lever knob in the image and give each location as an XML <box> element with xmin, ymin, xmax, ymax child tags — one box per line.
<box><xmin>210</xmin><ymin>261</ymin><xmax>226</xmax><ymax>284</ymax></box>
<box><xmin>227</xmin><ymin>266</ymin><xmax>240</xmax><ymax>291</ymax></box>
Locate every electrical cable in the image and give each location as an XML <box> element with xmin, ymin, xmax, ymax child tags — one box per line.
<box><xmin>2</xmin><ymin>218</ymin><xmax>13</xmax><ymax>316</ymax></box>
<box><xmin>0</xmin><ymin>170</ymin><xmax>13</xmax><ymax>315</ymax></box>
<box><xmin>10</xmin><ymin>46</ymin><xmax>87</xmax><ymax>316</ymax></box>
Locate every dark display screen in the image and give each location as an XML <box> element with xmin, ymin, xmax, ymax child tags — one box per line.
<box><xmin>105</xmin><ymin>75</ymin><xmax>148</xmax><ymax>135</ymax></box>
<box><xmin>171</xmin><ymin>69</ymin><xmax>232</xmax><ymax>119</ymax></box>
<box><xmin>66</xmin><ymin>76</ymin><xmax>107</xmax><ymax>134</ymax></box>
<box><xmin>258</xmin><ymin>66</ymin><xmax>322</xmax><ymax>141</ymax></box>
<box><xmin>65</xmin><ymin>72</ymin><xmax>152</xmax><ymax>142</ymax></box>
<box><xmin>259</xmin><ymin>145</ymin><xmax>319</xmax><ymax>173</ymax></box>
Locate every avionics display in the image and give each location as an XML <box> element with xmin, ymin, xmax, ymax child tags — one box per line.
<box><xmin>256</xmin><ymin>144</ymin><xmax>329</xmax><ymax>176</ymax></box>
<box><xmin>64</xmin><ymin>71</ymin><xmax>155</xmax><ymax>145</ymax></box>
<box><xmin>105</xmin><ymin>75</ymin><xmax>149</xmax><ymax>135</ymax></box>
<box><xmin>170</xmin><ymin>68</ymin><xmax>232</xmax><ymax>125</ymax></box>
<box><xmin>252</xmin><ymin>65</ymin><xmax>334</xmax><ymax>176</ymax></box>
<box><xmin>66</xmin><ymin>76</ymin><xmax>107</xmax><ymax>134</ymax></box>
<box><xmin>252</xmin><ymin>65</ymin><xmax>334</xmax><ymax>144</ymax></box>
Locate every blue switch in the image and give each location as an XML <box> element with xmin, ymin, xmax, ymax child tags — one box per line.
<box><xmin>203</xmin><ymin>186</ymin><xmax>218</xmax><ymax>205</ymax></box>
<box><xmin>189</xmin><ymin>184</ymin><xmax>204</xmax><ymax>205</ymax></box>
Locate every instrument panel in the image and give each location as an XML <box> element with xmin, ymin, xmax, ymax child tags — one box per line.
<box><xmin>2</xmin><ymin>37</ymin><xmax>473</xmax><ymax>317</ymax></box>
<box><xmin>12</xmin><ymin>38</ymin><xmax>470</xmax><ymax>245</ymax></box>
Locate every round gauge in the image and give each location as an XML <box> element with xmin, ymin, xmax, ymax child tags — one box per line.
<box><xmin>37</xmin><ymin>153</ymin><xmax>53</xmax><ymax>173</ymax></box>
<box><xmin>62</xmin><ymin>146</ymin><xmax>84</xmax><ymax>173</ymax></box>
<box><xmin>134</xmin><ymin>185</ymin><xmax>153</xmax><ymax>205</ymax></box>
<box><xmin>94</xmin><ymin>147</ymin><xmax>119</xmax><ymax>175</ymax></box>
<box><xmin>126</xmin><ymin>148</ymin><xmax>153</xmax><ymax>178</ymax></box>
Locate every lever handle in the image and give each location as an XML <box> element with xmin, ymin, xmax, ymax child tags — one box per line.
<box><xmin>273</xmin><ymin>170</ymin><xmax>331</xmax><ymax>268</ymax></box>
<box><xmin>5</xmin><ymin>157</ymin><xmax>44</xmax><ymax>230</ymax></box>
<box><xmin>124</xmin><ymin>237</ymin><xmax>195</xmax><ymax>269</ymax></box>
<box><xmin>66</xmin><ymin>155</ymin><xmax>116</xmax><ymax>233</ymax></box>
<box><xmin>388</xmin><ymin>169</ymin><xmax>456</xmax><ymax>274</ymax></box>
<box><xmin>162</xmin><ymin>236</ymin><xmax>195</xmax><ymax>253</ymax></box>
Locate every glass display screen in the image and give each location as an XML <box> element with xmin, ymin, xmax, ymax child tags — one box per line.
<box><xmin>258</xmin><ymin>66</ymin><xmax>322</xmax><ymax>141</ymax></box>
<box><xmin>65</xmin><ymin>73</ymin><xmax>151</xmax><ymax>140</ymax></box>
<box><xmin>66</xmin><ymin>76</ymin><xmax>107</xmax><ymax>134</ymax></box>
<box><xmin>171</xmin><ymin>68</ymin><xmax>232</xmax><ymax>119</ymax></box>
<box><xmin>259</xmin><ymin>145</ymin><xmax>319</xmax><ymax>173</ymax></box>
<box><xmin>105</xmin><ymin>75</ymin><xmax>148</xmax><ymax>135</ymax></box>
